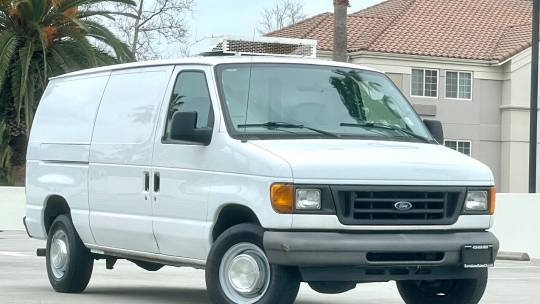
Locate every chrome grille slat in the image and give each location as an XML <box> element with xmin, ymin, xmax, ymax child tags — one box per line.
<box><xmin>354</xmin><ymin>198</ymin><xmax>445</xmax><ymax>203</ymax></box>
<box><xmin>355</xmin><ymin>209</ymin><xmax>444</xmax><ymax>214</ymax></box>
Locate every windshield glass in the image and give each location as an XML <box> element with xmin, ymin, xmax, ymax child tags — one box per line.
<box><xmin>215</xmin><ymin>63</ymin><xmax>433</xmax><ymax>143</ymax></box>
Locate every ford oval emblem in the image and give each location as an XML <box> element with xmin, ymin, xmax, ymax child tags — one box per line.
<box><xmin>394</xmin><ymin>201</ymin><xmax>413</xmax><ymax>211</ymax></box>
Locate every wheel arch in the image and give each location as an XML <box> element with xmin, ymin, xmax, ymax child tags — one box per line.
<box><xmin>43</xmin><ymin>195</ymin><xmax>71</xmax><ymax>234</ymax></box>
<box><xmin>211</xmin><ymin>204</ymin><xmax>261</xmax><ymax>242</ymax></box>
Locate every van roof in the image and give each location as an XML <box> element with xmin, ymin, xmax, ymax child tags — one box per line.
<box><xmin>50</xmin><ymin>56</ymin><xmax>382</xmax><ymax>80</ymax></box>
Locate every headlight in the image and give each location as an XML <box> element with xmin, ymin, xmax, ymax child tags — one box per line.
<box><xmin>295</xmin><ymin>189</ymin><xmax>321</xmax><ymax>210</ymax></box>
<box><xmin>465</xmin><ymin>191</ymin><xmax>488</xmax><ymax>211</ymax></box>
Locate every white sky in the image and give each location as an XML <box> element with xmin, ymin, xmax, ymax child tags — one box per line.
<box><xmin>185</xmin><ymin>0</ymin><xmax>386</xmax><ymax>55</ymax></box>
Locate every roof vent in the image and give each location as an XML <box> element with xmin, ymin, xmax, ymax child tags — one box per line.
<box><xmin>202</xmin><ymin>36</ymin><xmax>317</xmax><ymax>58</ymax></box>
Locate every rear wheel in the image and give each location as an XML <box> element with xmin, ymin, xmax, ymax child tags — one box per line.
<box><xmin>46</xmin><ymin>215</ymin><xmax>94</xmax><ymax>293</ymax></box>
<box><xmin>205</xmin><ymin>223</ymin><xmax>300</xmax><ymax>304</ymax></box>
<box><xmin>396</xmin><ymin>269</ymin><xmax>488</xmax><ymax>304</ymax></box>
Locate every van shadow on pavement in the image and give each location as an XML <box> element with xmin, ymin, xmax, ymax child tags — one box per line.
<box><xmin>84</xmin><ymin>286</ymin><xmax>209</xmax><ymax>303</ymax></box>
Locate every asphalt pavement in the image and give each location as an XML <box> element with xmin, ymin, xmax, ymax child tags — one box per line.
<box><xmin>1</xmin><ymin>231</ymin><xmax>539</xmax><ymax>304</ymax></box>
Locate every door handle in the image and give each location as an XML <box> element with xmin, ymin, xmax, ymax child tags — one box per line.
<box><xmin>154</xmin><ymin>172</ymin><xmax>160</xmax><ymax>193</ymax></box>
<box><xmin>144</xmin><ymin>171</ymin><xmax>150</xmax><ymax>191</ymax></box>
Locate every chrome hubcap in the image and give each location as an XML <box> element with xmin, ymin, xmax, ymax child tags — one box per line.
<box><xmin>50</xmin><ymin>230</ymin><xmax>69</xmax><ymax>279</ymax></box>
<box><xmin>219</xmin><ymin>243</ymin><xmax>271</xmax><ymax>304</ymax></box>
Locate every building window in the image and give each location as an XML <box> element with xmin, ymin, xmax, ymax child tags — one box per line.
<box><xmin>411</xmin><ymin>68</ymin><xmax>438</xmax><ymax>98</ymax></box>
<box><xmin>446</xmin><ymin>71</ymin><xmax>472</xmax><ymax>100</ymax></box>
<box><xmin>444</xmin><ymin>140</ymin><xmax>472</xmax><ymax>156</ymax></box>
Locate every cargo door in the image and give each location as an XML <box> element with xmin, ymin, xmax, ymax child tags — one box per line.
<box><xmin>88</xmin><ymin>65</ymin><xmax>174</xmax><ymax>252</ymax></box>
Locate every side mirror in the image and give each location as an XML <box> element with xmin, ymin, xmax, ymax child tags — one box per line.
<box><xmin>170</xmin><ymin>111</ymin><xmax>212</xmax><ymax>145</ymax></box>
<box><xmin>423</xmin><ymin>119</ymin><xmax>444</xmax><ymax>144</ymax></box>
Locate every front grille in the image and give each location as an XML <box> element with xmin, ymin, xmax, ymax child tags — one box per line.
<box><xmin>332</xmin><ymin>186</ymin><xmax>466</xmax><ymax>225</ymax></box>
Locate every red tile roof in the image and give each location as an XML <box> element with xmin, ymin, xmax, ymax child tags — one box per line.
<box><xmin>266</xmin><ymin>0</ymin><xmax>534</xmax><ymax>62</ymax></box>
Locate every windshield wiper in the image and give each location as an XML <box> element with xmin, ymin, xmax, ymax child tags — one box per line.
<box><xmin>238</xmin><ymin>121</ymin><xmax>340</xmax><ymax>138</ymax></box>
<box><xmin>340</xmin><ymin>122</ymin><xmax>431</xmax><ymax>142</ymax></box>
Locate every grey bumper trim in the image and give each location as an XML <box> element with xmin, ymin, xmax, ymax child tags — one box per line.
<box><xmin>22</xmin><ymin>216</ymin><xmax>31</xmax><ymax>238</ymax></box>
<box><xmin>263</xmin><ymin>231</ymin><xmax>499</xmax><ymax>266</ymax></box>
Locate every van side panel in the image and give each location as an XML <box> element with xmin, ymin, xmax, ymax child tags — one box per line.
<box><xmin>25</xmin><ymin>161</ymin><xmax>94</xmax><ymax>242</ymax></box>
<box><xmin>26</xmin><ymin>73</ymin><xmax>110</xmax><ymax>241</ymax></box>
<box><xmin>88</xmin><ymin>66</ymin><xmax>174</xmax><ymax>252</ymax></box>
<box><xmin>89</xmin><ymin>66</ymin><xmax>174</xmax><ymax>165</ymax></box>
<box><xmin>28</xmin><ymin>74</ymin><xmax>110</xmax><ymax>146</ymax></box>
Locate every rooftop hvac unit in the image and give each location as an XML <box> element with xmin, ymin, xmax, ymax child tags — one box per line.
<box><xmin>203</xmin><ymin>36</ymin><xmax>317</xmax><ymax>58</ymax></box>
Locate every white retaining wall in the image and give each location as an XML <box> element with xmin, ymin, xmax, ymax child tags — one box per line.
<box><xmin>0</xmin><ymin>187</ymin><xmax>26</xmax><ymax>231</ymax></box>
<box><xmin>492</xmin><ymin>193</ymin><xmax>540</xmax><ymax>259</ymax></box>
<box><xmin>0</xmin><ymin>187</ymin><xmax>539</xmax><ymax>258</ymax></box>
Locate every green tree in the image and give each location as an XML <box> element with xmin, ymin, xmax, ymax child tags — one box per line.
<box><xmin>0</xmin><ymin>0</ymin><xmax>135</xmax><ymax>185</ymax></box>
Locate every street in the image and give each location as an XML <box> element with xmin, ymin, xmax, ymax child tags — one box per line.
<box><xmin>0</xmin><ymin>231</ymin><xmax>538</xmax><ymax>304</ymax></box>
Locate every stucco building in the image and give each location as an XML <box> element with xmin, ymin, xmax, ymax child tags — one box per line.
<box><xmin>267</xmin><ymin>0</ymin><xmax>540</xmax><ymax>193</ymax></box>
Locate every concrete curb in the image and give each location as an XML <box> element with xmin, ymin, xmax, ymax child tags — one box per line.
<box><xmin>497</xmin><ymin>251</ymin><xmax>531</xmax><ymax>261</ymax></box>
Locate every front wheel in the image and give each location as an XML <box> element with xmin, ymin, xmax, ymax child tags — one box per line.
<box><xmin>205</xmin><ymin>223</ymin><xmax>300</xmax><ymax>304</ymax></box>
<box><xmin>396</xmin><ymin>269</ymin><xmax>488</xmax><ymax>304</ymax></box>
<box><xmin>46</xmin><ymin>215</ymin><xmax>94</xmax><ymax>293</ymax></box>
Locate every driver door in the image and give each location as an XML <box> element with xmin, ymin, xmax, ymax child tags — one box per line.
<box><xmin>151</xmin><ymin>66</ymin><xmax>217</xmax><ymax>260</ymax></box>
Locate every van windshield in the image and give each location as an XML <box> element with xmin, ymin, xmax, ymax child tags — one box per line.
<box><xmin>215</xmin><ymin>63</ymin><xmax>434</xmax><ymax>143</ymax></box>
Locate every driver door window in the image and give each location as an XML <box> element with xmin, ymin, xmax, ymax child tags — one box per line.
<box><xmin>163</xmin><ymin>70</ymin><xmax>213</xmax><ymax>142</ymax></box>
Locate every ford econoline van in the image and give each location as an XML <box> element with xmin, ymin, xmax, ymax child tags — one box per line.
<box><xmin>24</xmin><ymin>56</ymin><xmax>499</xmax><ymax>304</ymax></box>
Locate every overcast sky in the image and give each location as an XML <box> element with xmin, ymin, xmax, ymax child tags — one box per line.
<box><xmin>185</xmin><ymin>0</ymin><xmax>386</xmax><ymax>55</ymax></box>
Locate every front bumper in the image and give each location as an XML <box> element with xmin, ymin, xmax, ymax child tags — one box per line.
<box><xmin>264</xmin><ymin>231</ymin><xmax>499</xmax><ymax>267</ymax></box>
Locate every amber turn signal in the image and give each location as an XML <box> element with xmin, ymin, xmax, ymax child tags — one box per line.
<box><xmin>489</xmin><ymin>186</ymin><xmax>496</xmax><ymax>215</ymax></box>
<box><xmin>271</xmin><ymin>183</ymin><xmax>294</xmax><ymax>214</ymax></box>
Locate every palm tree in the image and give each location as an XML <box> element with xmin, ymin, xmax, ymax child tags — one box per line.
<box><xmin>0</xmin><ymin>0</ymin><xmax>136</xmax><ymax>185</ymax></box>
<box><xmin>333</xmin><ymin>0</ymin><xmax>349</xmax><ymax>62</ymax></box>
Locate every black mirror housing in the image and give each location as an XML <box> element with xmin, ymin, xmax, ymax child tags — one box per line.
<box><xmin>170</xmin><ymin>111</ymin><xmax>212</xmax><ymax>145</ymax></box>
<box><xmin>423</xmin><ymin>119</ymin><xmax>444</xmax><ymax>144</ymax></box>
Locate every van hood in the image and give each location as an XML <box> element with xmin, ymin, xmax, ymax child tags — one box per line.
<box><xmin>249</xmin><ymin>139</ymin><xmax>493</xmax><ymax>184</ymax></box>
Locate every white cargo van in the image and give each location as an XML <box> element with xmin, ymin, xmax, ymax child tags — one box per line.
<box><xmin>25</xmin><ymin>56</ymin><xmax>498</xmax><ymax>304</ymax></box>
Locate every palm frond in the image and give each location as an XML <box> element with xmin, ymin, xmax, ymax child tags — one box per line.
<box><xmin>93</xmin><ymin>46</ymin><xmax>118</xmax><ymax>65</ymax></box>
<box><xmin>24</xmin><ymin>68</ymin><xmax>37</xmax><ymax>132</ymax></box>
<box><xmin>48</xmin><ymin>45</ymin><xmax>74</xmax><ymax>73</ymax></box>
<box><xmin>10</xmin><ymin>62</ymin><xmax>22</xmax><ymax>125</ymax></box>
<box><xmin>57</xmin><ymin>0</ymin><xmax>136</xmax><ymax>12</ymax></box>
<box><xmin>76</xmin><ymin>10</ymin><xmax>137</xmax><ymax>20</ymax></box>
<box><xmin>0</xmin><ymin>31</ymin><xmax>19</xmax><ymax>91</ymax></box>
<box><xmin>36</xmin><ymin>25</ymin><xmax>49</xmax><ymax>82</ymax></box>
<box><xmin>83</xmin><ymin>20</ymin><xmax>135</xmax><ymax>62</ymax></box>
<box><xmin>48</xmin><ymin>42</ymin><xmax>88</xmax><ymax>72</ymax></box>
<box><xmin>16</xmin><ymin>41</ymin><xmax>34</xmax><ymax>122</ymax></box>
<box><xmin>47</xmin><ymin>11</ymin><xmax>89</xmax><ymax>32</ymax></box>
<box><xmin>15</xmin><ymin>0</ymin><xmax>47</xmax><ymax>24</ymax></box>
<box><xmin>19</xmin><ymin>41</ymin><xmax>35</xmax><ymax>102</ymax></box>
<box><xmin>58</xmin><ymin>27</ymin><xmax>98</xmax><ymax>66</ymax></box>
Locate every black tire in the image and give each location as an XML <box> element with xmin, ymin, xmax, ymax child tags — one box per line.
<box><xmin>46</xmin><ymin>215</ymin><xmax>94</xmax><ymax>293</ymax></box>
<box><xmin>396</xmin><ymin>269</ymin><xmax>488</xmax><ymax>304</ymax></box>
<box><xmin>206</xmin><ymin>223</ymin><xmax>300</xmax><ymax>304</ymax></box>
